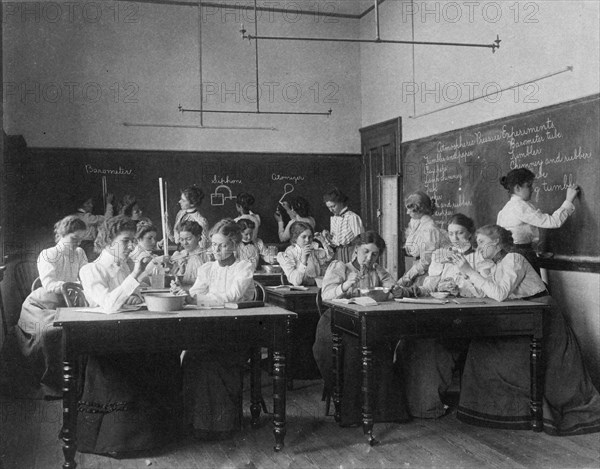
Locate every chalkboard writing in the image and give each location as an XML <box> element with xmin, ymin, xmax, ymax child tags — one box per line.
<box><xmin>4</xmin><ymin>148</ymin><xmax>361</xmax><ymax>251</ymax></box>
<box><xmin>401</xmin><ymin>94</ymin><xmax>600</xmax><ymax>262</ymax></box>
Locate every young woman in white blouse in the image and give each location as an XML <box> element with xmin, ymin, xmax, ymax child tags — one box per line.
<box><xmin>496</xmin><ymin>167</ymin><xmax>579</xmax><ymax>272</ymax></box>
<box><xmin>277</xmin><ymin>221</ymin><xmax>332</xmax><ymax>286</ymax></box>
<box><xmin>449</xmin><ymin>225</ymin><xmax>600</xmax><ymax>435</ymax></box>
<box><xmin>320</xmin><ymin>188</ymin><xmax>364</xmax><ymax>263</ymax></box>
<box><xmin>399</xmin><ymin>191</ymin><xmax>450</xmax><ymax>287</ymax></box>
<box><xmin>16</xmin><ymin>215</ymin><xmax>88</xmax><ymax>398</ymax></box>
<box><xmin>275</xmin><ymin>195</ymin><xmax>316</xmax><ymax>242</ymax></box>
<box><xmin>173</xmin><ymin>219</ymin><xmax>254</xmax><ymax>440</ymax></box>
<box><xmin>77</xmin><ymin>215</ymin><xmax>180</xmax><ymax>455</ymax></box>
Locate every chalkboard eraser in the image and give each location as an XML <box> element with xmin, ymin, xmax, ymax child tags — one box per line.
<box><xmin>537</xmin><ymin>252</ymin><xmax>554</xmax><ymax>259</ymax></box>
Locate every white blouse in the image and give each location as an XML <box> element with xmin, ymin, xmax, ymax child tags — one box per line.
<box><xmin>277</xmin><ymin>244</ymin><xmax>332</xmax><ymax>286</ymax></box>
<box><xmin>422</xmin><ymin>248</ymin><xmax>493</xmax><ymax>297</ymax></box>
<box><xmin>37</xmin><ymin>242</ymin><xmax>88</xmax><ymax>294</ymax></box>
<box><xmin>469</xmin><ymin>252</ymin><xmax>547</xmax><ymax>302</ymax></box>
<box><xmin>403</xmin><ymin>215</ymin><xmax>450</xmax><ymax>282</ymax></box>
<box><xmin>329</xmin><ymin>209</ymin><xmax>363</xmax><ymax>247</ymax></box>
<box><xmin>235</xmin><ymin>211</ymin><xmax>261</xmax><ymax>241</ymax></box>
<box><xmin>321</xmin><ymin>260</ymin><xmax>395</xmax><ymax>300</ymax></box>
<box><xmin>497</xmin><ymin>195</ymin><xmax>575</xmax><ymax>245</ymax></box>
<box><xmin>79</xmin><ymin>250</ymin><xmax>140</xmax><ymax>312</ymax></box>
<box><xmin>189</xmin><ymin>259</ymin><xmax>254</xmax><ymax>306</ymax></box>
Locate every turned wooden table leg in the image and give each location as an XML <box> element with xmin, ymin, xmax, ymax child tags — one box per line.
<box><xmin>250</xmin><ymin>346</ymin><xmax>264</xmax><ymax>428</ymax></box>
<box><xmin>530</xmin><ymin>336</ymin><xmax>544</xmax><ymax>432</ymax></box>
<box><xmin>332</xmin><ymin>328</ymin><xmax>343</xmax><ymax>423</ymax></box>
<box><xmin>272</xmin><ymin>318</ymin><xmax>289</xmax><ymax>451</ymax></box>
<box><xmin>61</xmin><ymin>335</ymin><xmax>78</xmax><ymax>469</ymax></box>
<box><xmin>361</xmin><ymin>343</ymin><xmax>378</xmax><ymax>446</ymax></box>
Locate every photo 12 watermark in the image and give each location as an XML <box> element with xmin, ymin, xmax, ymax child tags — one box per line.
<box><xmin>3</xmin><ymin>81</ymin><xmax>140</xmax><ymax>104</ymax></box>
<box><xmin>202</xmin><ymin>1</ymin><xmax>341</xmax><ymax>24</ymax></box>
<box><xmin>400</xmin><ymin>1</ymin><xmax>540</xmax><ymax>24</ymax></box>
<box><xmin>2</xmin><ymin>1</ymin><xmax>141</xmax><ymax>24</ymax></box>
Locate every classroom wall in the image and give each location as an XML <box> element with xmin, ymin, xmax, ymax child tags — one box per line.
<box><xmin>2</xmin><ymin>1</ymin><xmax>361</xmax><ymax>153</ymax></box>
<box><xmin>359</xmin><ymin>0</ymin><xmax>600</xmax><ymax>386</ymax></box>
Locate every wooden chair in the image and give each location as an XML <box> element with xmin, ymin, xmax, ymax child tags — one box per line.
<box><xmin>0</xmin><ymin>265</ymin><xmax>8</xmax><ymax>337</ymax></box>
<box><xmin>61</xmin><ymin>282</ymin><xmax>88</xmax><ymax>307</ymax></box>
<box><xmin>14</xmin><ymin>260</ymin><xmax>38</xmax><ymax>305</ymax></box>
<box><xmin>31</xmin><ymin>277</ymin><xmax>42</xmax><ymax>292</ymax></box>
<box><xmin>252</xmin><ymin>281</ymin><xmax>266</xmax><ymax>302</ymax></box>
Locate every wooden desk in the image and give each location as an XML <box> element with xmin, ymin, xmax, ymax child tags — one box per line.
<box><xmin>54</xmin><ymin>306</ymin><xmax>296</xmax><ymax>469</ymax></box>
<box><xmin>325</xmin><ymin>298</ymin><xmax>550</xmax><ymax>445</ymax></box>
<box><xmin>253</xmin><ymin>271</ymin><xmax>283</xmax><ymax>286</ymax></box>
<box><xmin>265</xmin><ymin>286</ymin><xmax>322</xmax><ymax>381</ymax></box>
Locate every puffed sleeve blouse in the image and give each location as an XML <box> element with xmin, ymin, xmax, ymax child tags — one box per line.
<box><xmin>321</xmin><ymin>260</ymin><xmax>395</xmax><ymax>300</ymax></box>
<box><xmin>37</xmin><ymin>242</ymin><xmax>88</xmax><ymax>294</ymax></box>
<box><xmin>189</xmin><ymin>259</ymin><xmax>254</xmax><ymax>306</ymax></box>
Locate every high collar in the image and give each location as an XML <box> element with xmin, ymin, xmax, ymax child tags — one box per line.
<box><xmin>333</xmin><ymin>207</ymin><xmax>349</xmax><ymax>218</ymax></box>
<box><xmin>217</xmin><ymin>254</ymin><xmax>236</xmax><ymax>267</ymax></box>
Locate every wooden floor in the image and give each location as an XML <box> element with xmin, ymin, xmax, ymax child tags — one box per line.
<box><xmin>1</xmin><ymin>376</ymin><xmax>599</xmax><ymax>469</ymax></box>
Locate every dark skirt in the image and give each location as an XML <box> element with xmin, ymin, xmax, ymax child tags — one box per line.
<box><xmin>457</xmin><ymin>297</ymin><xmax>600</xmax><ymax>435</ymax></box>
<box><xmin>182</xmin><ymin>347</ymin><xmax>248</xmax><ymax>433</ymax></box>
<box><xmin>312</xmin><ymin>309</ymin><xmax>410</xmax><ymax>426</ymax></box>
<box><xmin>77</xmin><ymin>353</ymin><xmax>181</xmax><ymax>454</ymax></box>
<box><xmin>16</xmin><ymin>288</ymin><xmax>65</xmax><ymax>397</ymax></box>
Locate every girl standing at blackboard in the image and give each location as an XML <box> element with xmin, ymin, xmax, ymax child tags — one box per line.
<box><xmin>234</xmin><ymin>192</ymin><xmax>261</xmax><ymax>240</ymax></box>
<box><xmin>76</xmin><ymin>193</ymin><xmax>114</xmax><ymax>261</ymax></box>
<box><xmin>275</xmin><ymin>196</ymin><xmax>316</xmax><ymax>242</ymax></box>
<box><xmin>319</xmin><ymin>188</ymin><xmax>364</xmax><ymax>263</ymax></box>
<box><xmin>497</xmin><ymin>168</ymin><xmax>579</xmax><ymax>272</ymax></box>
<box><xmin>398</xmin><ymin>191</ymin><xmax>450</xmax><ymax>287</ymax></box>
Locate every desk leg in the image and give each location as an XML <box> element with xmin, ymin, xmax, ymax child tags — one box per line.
<box><xmin>61</xmin><ymin>339</ymin><xmax>78</xmax><ymax>469</ymax></box>
<box><xmin>530</xmin><ymin>337</ymin><xmax>544</xmax><ymax>432</ymax></box>
<box><xmin>272</xmin><ymin>319</ymin><xmax>289</xmax><ymax>451</ymax></box>
<box><xmin>250</xmin><ymin>347</ymin><xmax>266</xmax><ymax>428</ymax></box>
<box><xmin>361</xmin><ymin>344</ymin><xmax>378</xmax><ymax>446</ymax></box>
<box><xmin>332</xmin><ymin>328</ymin><xmax>343</xmax><ymax>423</ymax></box>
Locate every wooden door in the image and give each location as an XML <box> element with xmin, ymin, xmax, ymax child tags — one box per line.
<box><xmin>359</xmin><ymin>117</ymin><xmax>404</xmax><ymax>275</ymax></box>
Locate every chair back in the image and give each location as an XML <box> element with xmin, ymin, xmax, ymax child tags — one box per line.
<box><xmin>316</xmin><ymin>288</ymin><xmax>324</xmax><ymax>315</ymax></box>
<box><xmin>280</xmin><ymin>272</ymin><xmax>291</xmax><ymax>285</ymax></box>
<box><xmin>31</xmin><ymin>277</ymin><xmax>42</xmax><ymax>292</ymax></box>
<box><xmin>252</xmin><ymin>281</ymin><xmax>266</xmax><ymax>302</ymax></box>
<box><xmin>14</xmin><ymin>260</ymin><xmax>39</xmax><ymax>304</ymax></box>
<box><xmin>61</xmin><ymin>282</ymin><xmax>89</xmax><ymax>307</ymax></box>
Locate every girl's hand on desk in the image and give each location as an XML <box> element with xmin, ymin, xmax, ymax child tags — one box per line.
<box><xmin>125</xmin><ymin>294</ymin><xmax>143</xmax><ymax>305</ymax></box>
<box><xmin>170</xmin><ymin>280</ymin><xmax>187</xmax><ymax>297</ymax></box>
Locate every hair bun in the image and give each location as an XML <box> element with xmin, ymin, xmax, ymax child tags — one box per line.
<box><xmin>499</xmin><ymin>176</ymin><xmax>508</xmax><ymax>189</ymax></box>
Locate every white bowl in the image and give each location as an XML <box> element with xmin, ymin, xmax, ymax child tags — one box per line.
<box><xmin>431</xmin><ymin>291</ymin><xmax>450</xmax><ymax>299</ymax></box>
<box><xmin>143</xmin><ymin>293</ymin><xmax>185</xmax><ymax>312</ymax></box>
<box><xmin>262</xmin><ymin>264</ymin><xmax>283</xmax><ymax>274</ymax></box>
<box><xmin>360</xmin><ymin>287</ymin><xmax>391</xmax><ymax>302</ymax></box>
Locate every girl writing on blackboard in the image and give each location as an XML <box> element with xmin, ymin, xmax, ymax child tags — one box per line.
<box><xmin>234</xmin><ymin>192</ymin><xmax>261</xmax><ymax>240</ymax></box>
<box><xmin>275</xmin><ymin>195</ymin><xmax>316</xmax><ymax>242</ymax></box>
<box><xmin>398</xmin><ymin>191</ymin><xmax>450</xmax><ymax>287</ymax></box>
<box><xmin>172</xmin><ymin>219</ymin><xmax>254</xmax><ymax>440</ymax></box>
<box><xmin>496</xmin><ymin>168</ymin><xmax>579</xmax><ymax>272</ymax></box>
<box><xmin>319</xmin><ymin>188</ymin><xmax>364</xmax><ymax>263</ymax></box>
<box><xmin>449</xmin><ymin>224</ymin><xmax>600</xmax><ymax>435</ymax></box>
<box><xmin>16</xmin><ymin>215</ymin><xmax>88</xmax><ymax>399</ymax></box>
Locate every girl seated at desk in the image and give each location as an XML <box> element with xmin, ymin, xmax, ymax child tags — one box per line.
<box><xmin>449</xmin><ymin>224</ymin><xmax>600</xmax><ymax>435</ymax></box>
<box><xmin>172</xmin><ymin>219</ymin><xmax>254</xmax><ymax>440</ymax></box>
<box><xmin>313</xmin><ymin>231</ymin><xmax>409</xmax><ymax>426</ymax></box>
<box><xmin>16</xmin><ymin>215</ymin><xmax>88</xmax><ymax>399</ymax></box>
<box><xmin>277</xmin><ymin>221</ymin><xmax>332</xmax><ymax>286</ymax></box>
<box><xmin>170</xmin><ymin>220</ymin><xmax>207</xmax><ymax>287</ymax></box>
<box><xmin>78</xmin><ymin>215</ymin><xmax>180</xmax><ymax>456</ymax></box>
<box><xmin>393</xmin><ymin>214</ymin><xmax>490</xmax><ymax>418</ymax></box>
<box><xmin>234</xmin><ymin>192</ymin><xmax>261</xmax><ymax>241</ymax></box>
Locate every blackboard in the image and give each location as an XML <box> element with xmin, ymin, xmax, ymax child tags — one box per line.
<box><xmin>401</xmin><ymin>94</ymin><xmax>600</xmax><ymax>269</ymax></box>
<box><xmin>3</xmin><ymin>146</ymin><xmax>361</xmax><ymax>253</ymax></box>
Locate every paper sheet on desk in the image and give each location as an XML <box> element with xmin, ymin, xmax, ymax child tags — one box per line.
<box><xmin>394</xmin><ymin>298</ymin><xmax>449</xmax><ymax>305</ymax></box>
<box><xmin>85</xmin><ymin>305</ymin><xmax>146</xmax><ymax>314</ymax></box>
